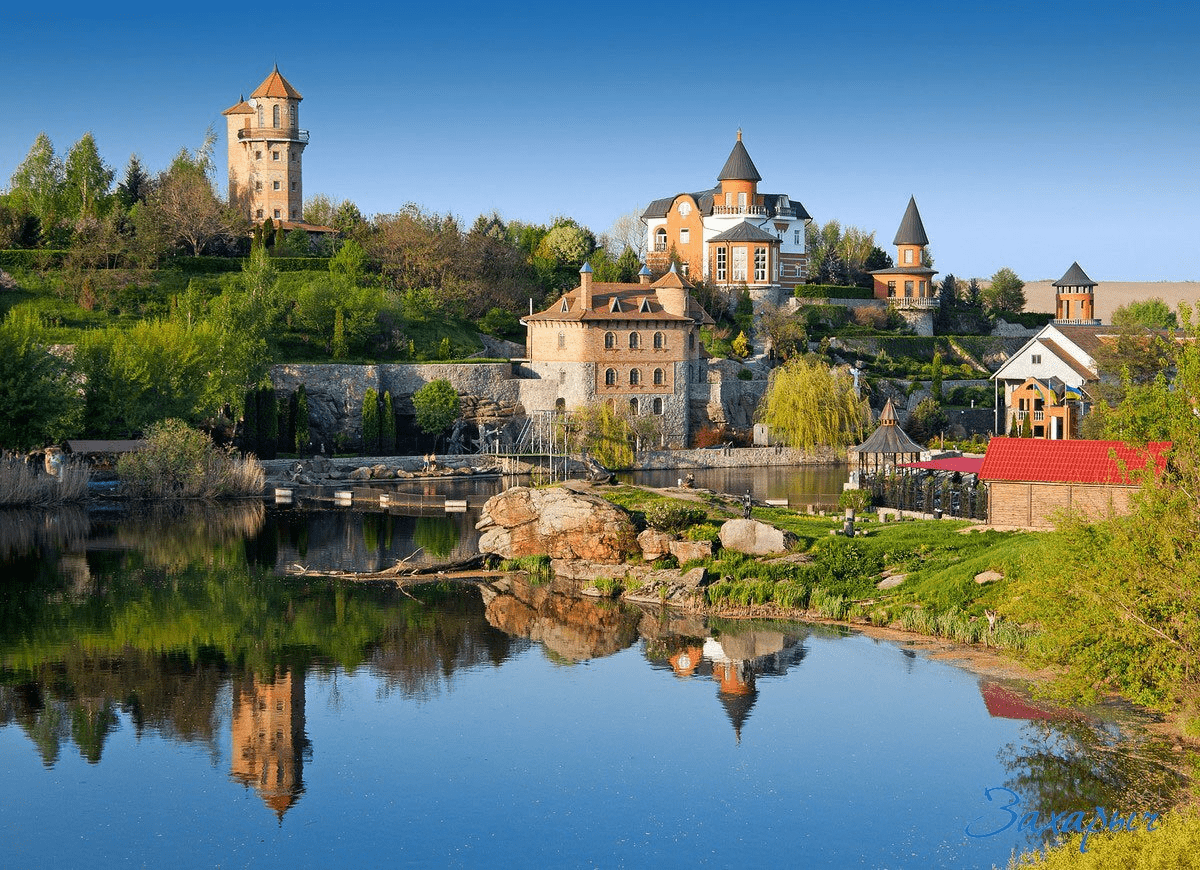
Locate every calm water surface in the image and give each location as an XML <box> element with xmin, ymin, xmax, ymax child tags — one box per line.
<box><xmin>0</xmin><ymin>503</ymin><xmax>1182</xmax><ymax>869</ymax></box>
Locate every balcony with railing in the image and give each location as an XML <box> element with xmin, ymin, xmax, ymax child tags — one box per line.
<box><xmin>886</xmin><ymin>295</ymin><xmax>941</xmax><ymax>310</ymax></box>
<box><xmin>238</xmin><ymin>127</ymin><xmax>309</xmax><ymax>143</ymax></box>
<box><xmin>712</xmin><ymin>204</ymin><xmax>767</xmax><ymax>216</ymax></box>
<box><xmin>1053</xmin><ymin>318</ymin><xmax>1101</xmax><ymax>326</ymax></box>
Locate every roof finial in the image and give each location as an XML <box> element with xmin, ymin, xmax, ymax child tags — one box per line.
<box><xmin>736</xmin><ymin>128</ymin><xmax>742</xmax><ymax>142</ymax></box>
<box><xmin>273</xmin><ymin>59</ymin><xmax>279</xmax><ymax>72</ymax></box>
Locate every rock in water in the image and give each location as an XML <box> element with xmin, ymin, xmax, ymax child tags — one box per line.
<box><xmin>718</xmin><ymin>518</ymin><xmax>798</xmax><ymax>556</ymax></box>
<box><xmin>477</xmin><ymin>486</ymin><xmax>637</xmax><ymax>564</ymax></box>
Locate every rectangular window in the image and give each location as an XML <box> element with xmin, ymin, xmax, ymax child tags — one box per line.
<box><xmin>273</xmin><ymin>181</ymin><xmax>280</xmax><ymax>190</ymax></box>
<box><xmin>737</xmin><ymin>191</ymin><xmax>747</xmax><ymax>210</ymax></box>
<box><xmin>725</xmin><ymin>192</ymin><xmax>732</xmax><ymax>207</ymax></box>
<box><xmin>290</xmin><ymin>104</ymin><xmax>297</xmax><ymax>127</ymax></box>
<box><xmin>716</xmin><ymin>248</ymin><xmax>726</xmax><ymax>281</ymax></box>
<box><xmin>273</xmin><ymin>209</ymin><xmax>280</xmax><ymax>218</ymax></box>
<box><xmin>754</xmin><ymin>247</ymin><xmax>767</xmax><ymax>282</ymax></box>
<box><xmin>680</xmin><ymin>228</ymin><xmax>689</xmax><ymax>245</ymax></box>
<box><xmin>794</xmin><ymin>229</ymin><xmax>801</xmax><ymax>245</ymax></box>
<box><xmin>290</xmin><ymin>209</ymin><xmax>297</xmax><ymax>219</ymax></box>
<box><xmin>904</xmin><ymin>248</ymin><xmax>913</xmax><ymax>264</ymax></box>
<box><xmin>291</xmin><ymin>182</ymin><xmax>296</xmax><ymax>190</ymax></box>
<box><xmin>255</xmin><ymin>209</ymin><xmax>263</xmax><ymax>219</ymax></box>
<box><xmin>1031</xmin><ymin>354</ymin><xmax>1042</xmax><ymax>364</ymax></box>
<box><xmin>272</xmin><ymin>151</ymin><xmax>280</xmax><ymax>161</ymax></box>
<box><xmin>255</xmin><ymin>181</ymin><xmax>262</xmax><ymax>191</ymax></box>
<box><xmin>904</xmin><ymin>280</ymin><xmax>914</xmax><ymax>297</ymax></box>
<box><xmin>732</xmin><ymin>247</ymin><xmax>747</xmax><ymax>282</ymax></box>
<box><xmin>255</xmin><ymin>150</ymin><xmax>262</xmax><ymax>160</ymax></box>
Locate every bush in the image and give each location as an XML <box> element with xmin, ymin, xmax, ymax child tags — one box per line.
<box><xmin>117</xmin><ymin>419</ymin><xmax>264</xmax><ymax>498</ymax></box>
<box><xmin>737</xmin><ymin>367</ymin><xmax>753</xmax><ymax>380</ymax></box>
<box><xmin>838</xmin><ymin>489</ymin><xmax>873</xmax><ymax>512</ymax></box>
<box><xmin>794</xmin><ymin>284</ymin><xmax>875</xmax><ymax>300</ymax></box>
<box><xmin>644</xmin><ymin>502</ymin><xmax>708</xmax><ymax>534</ymax></box>
<box><xmin>0</xmin><ymin>249</ymin><xmax>69</xmax><ymax>271</ymax></box>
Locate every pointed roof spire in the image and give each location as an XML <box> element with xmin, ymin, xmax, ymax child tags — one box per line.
<box><xmin>580</xmin><ymin>261</ymin><xmax>593</xmax><ymax>274</ymax></box>
<box><xmin>718</xmin><ymin>132</ymin><xmax>762</xmax><ymax>182</ymax></box>
<box><xmin>251</xmin><ymin>65</ymin><xmax>303</xmax><ymax>100</ymax></box>
<box><xmin>879</xmin><ymin>397</ymin><xmax>899</xmax><ymax>426</ymax></box>
<box><xmin>1053</xmin><ymin>261</ymin><xmax>1096</xmax><ymax>288</ymax></box>
<box><xmin>893</xmin><ymin>196</ymin><xmax>929</xmax><ymax>247</ymax></box>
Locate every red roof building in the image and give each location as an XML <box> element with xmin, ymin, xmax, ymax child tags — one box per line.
<box><xmin>978</xmin><ymin>437</ymin><xmax>1170</xmax><ymax>527</ymax></box>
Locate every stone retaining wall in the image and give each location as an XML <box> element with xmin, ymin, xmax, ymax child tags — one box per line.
<box><xmin>633</xmin><ymin>446</ymin><xmax>845</xmax><ymax>470</ymax></box>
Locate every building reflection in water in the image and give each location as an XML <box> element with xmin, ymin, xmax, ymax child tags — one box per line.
<box><xmin>230</xmin><ymin>667</ymin><xmax>310</xmax><ymax>820</ymax></box>
<box><xmin>656</xmin><ymin>628</ymin><xmax>808</xmax><ymax>742</ymax></box>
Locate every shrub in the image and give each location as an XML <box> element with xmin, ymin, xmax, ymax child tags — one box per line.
<box><xmin>293</xmin><ymin>384</ymin><xmax>309</xmax><ymax>455</ymax></box>
<box><xmin>362</xmin><ymin>387</ymin><xmax>379</xmax><ymax>455</ymax></box>
<box><xmin>117</xmin><ymin>419</ymin><xmax>264</xmax><ymax>498</ymax></box>
<box><xmin>838</xmin><ymin>489</ymin><xmax>873</xmax><ymax>512</ymax></box>
<box><xmin>644</xmin><ymin>502</ymin><xmax>708</xmax><ymax>534</ymax></box>
<box><xmin>737</xmin><ymin>367</ymin><xmax>753</xmax><ymax>381</ymax></box>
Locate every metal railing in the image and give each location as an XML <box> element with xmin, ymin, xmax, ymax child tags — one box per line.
<box><xmin>712</xmin><ymin>205</ymin><xmax>767</xmax><ymax>216</ymax></box>
<box><xmin>238</xmin><ymin>127</ymin><xmax>309</xmax><ymax>143</ymax></box>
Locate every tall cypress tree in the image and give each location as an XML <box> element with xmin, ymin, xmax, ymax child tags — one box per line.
<box><xmin>362</xmin><ymin>388</ymin><xmax>379</xmax><ymax>455</ymax></box>
<box><xmin>294</xmin><ymin>384</ymin><xmax>309</xmax><ymax>455</ymax></box>
<box><xmin>381</xmin><ymin>391</ymin><xmax>396</xmax><ymax>455</ymax></box>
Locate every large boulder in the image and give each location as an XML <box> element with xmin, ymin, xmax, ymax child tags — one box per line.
<box><xmin>638</xmin><ymin>529</ymin><xmax>673</xmax><ymax>561</ymax></box>
<box><xmin>718</xmin><ymin>518</ymin><xmax>798</xmax><ymax>556</ymax></box>
<box><xmin>477</xmin><ymin>486</ymin><xmax>637</xmax><ymax>564</ymax></box>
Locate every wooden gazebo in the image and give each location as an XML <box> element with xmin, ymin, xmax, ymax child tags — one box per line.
<box><xmin>849</xmin><ymin>398</ymin><xmax>924</xmax><ymax>476</ymax></box>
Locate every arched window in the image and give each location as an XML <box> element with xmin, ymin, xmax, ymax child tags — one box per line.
<box><xmin>653</xmin><ymin>331</ymin><xmax>664</xmax><ymax>349</ymax></box>
<box><xmin>257</xmin><ymin>105</ymin><xmax>264</xmax><ymax>127</ymax></box>
<box><xmin>604</xmin><ymin>331</ymin><xmax>615</xmax><ymax>349</ymax></box>
<box><xmin>655</xmin><ymin>228</ymin><xmax>667</xmax><ymax>252</ymax></box>
<box><xmin>629</xmin><ymin>332</ymin><xmax>640</xmax><ymax>350</ymax></box>
<box><xmin>555</xmin><ymin>398</ymin><xmax>566</xmax><ymax>412</ymax></box>
<box><xmin>272</xmin><ymin>104</ymin><xmax>280</xmax><ymax>128</ymax></box>
<box><xmin>652</xmin><ymin>398</ymin><xmax>663</xmax><ymax>415</ymax></box>
<box><xmin>557</xmin><ymin>332</ymin><xmax>565</xmax><ymax>349</ymax></box>
<box><xmin>653</xmin><ymin>368</ymin><xmax>664</xmax><ymax>386</ymax></box>
<box><xmin>689</xmin><ymin>331</ymin><xmax>696</xmax><ymax>350</ymax></box>
<box><xmin>290</xmin><ymin>104</ymin><xmax>297</xmax><ymax>129</ymax></box>
<box><xmin>630</xmin><ymin>369</ymin><xmax>641</xmax><ymax>386</ymax></box>
<box><xmin>605</xmin><ymin>368</ymin><xmax>616</xmax><ymax>386</ymax></box>
<box><xmin>629</xmin><ymin>398</ymin><xmax>639</xmax><ymax>415</ymax></box>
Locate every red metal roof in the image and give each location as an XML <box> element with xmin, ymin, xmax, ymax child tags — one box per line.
<box><xmin>978</xmin><ymin>437</ymin><xmax>1170</xmax><ymax>485</ymax></box>
<box><xmin>899</xmin><ymin>457</ymin><xmax>984</xmax><ymax>474</ymax></box>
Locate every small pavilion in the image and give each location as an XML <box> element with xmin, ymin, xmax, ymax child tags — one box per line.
<box><xmin>849</xmin><ymin>398</ymin><xmax>924</xmax><ymax>476</ymax></box>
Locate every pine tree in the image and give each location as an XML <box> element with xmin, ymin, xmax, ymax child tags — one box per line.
<box><xmin>1020</xmin><ymin>412</ymin><xmax>1033</xmax><ymax>438</ymax></box>
<box><xmin>362</xmin><ymin>388</ymin><xmax>380</xmax><ymax>455</ymax></box>
<box><xmin>381</xmin><ymin>391</ymin><xmax>397</xmax><ymax>455</ymax></box>
<box><xmin>930</xmin><ymin>351</ymin><xmax>944</xmax><ymax>402</ymax></box>
<box><xmin>259</xmin><ymin>385</ymin><xmax>278</xmax><ymax>460</ymax></box>
<box><xmin>294</xmin><ymin>384</ymin><xmax>309</xmax><ymax>455</ymax></box>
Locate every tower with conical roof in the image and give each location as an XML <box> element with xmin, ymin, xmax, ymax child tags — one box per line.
<box><xmin>223</xmin><ymin>65</ymin><xmax>308</xmax><ymax>224</ymax></box>
<box><xmin>870</xmin><ymin>196</ymin><xmax>938</xmax><ymax>320</ymax></box>
<box><xmin>1052</xmin><ymin>262</ymin><xmax>1099</xmax><ymax>325</ymax></box>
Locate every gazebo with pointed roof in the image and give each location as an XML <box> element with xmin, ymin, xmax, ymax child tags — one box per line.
<box><xmin>849</xmin><ymin>398</ymin><xmax>925</xmax><ymax>475</ymax></box>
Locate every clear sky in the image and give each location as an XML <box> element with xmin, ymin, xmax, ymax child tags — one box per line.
<box><xmin>3</xmin><ymin>1</ymin><xmax>1197</xmax><ymax>282</ymax></box>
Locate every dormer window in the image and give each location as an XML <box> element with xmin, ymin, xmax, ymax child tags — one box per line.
<box><xmin>560</xmin><ymin>297</ymin><xmax>570</xmax><ymax>313</ymax></box>
<box><xmin>609</xmin><ymin>297</ymin><xmax>621</xmax><ymax>313</ymax></box>
<box><xmin>639</xmin><ymin>297</ymin><xmax>651</xmax><ymax>313</ymax></box>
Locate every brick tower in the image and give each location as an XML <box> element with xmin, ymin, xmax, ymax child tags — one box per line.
<box><xmin>223</xmin><ymin>65</ymin><xmax>307</xmax><ymax>224</ymax></box>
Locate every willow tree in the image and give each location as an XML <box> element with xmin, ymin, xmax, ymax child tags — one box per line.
<box><xmin>759</xmin><ymin>356</ymin><xmax>869</xmax><ymax>449</ymax></box>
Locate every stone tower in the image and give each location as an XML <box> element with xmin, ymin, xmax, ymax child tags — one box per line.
<box><xmin>1053</xmin><ymin>262</ymin><xmax>1099</xmax><ymax>325</ymax></box>
<box><xmin>222</xmin><ymin>65</ymin><xmax>307</xmax><ymax>224</ymax></box>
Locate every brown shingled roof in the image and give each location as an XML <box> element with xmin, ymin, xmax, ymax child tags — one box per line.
<box><xmin>251</xmin><ymin>65</ymin><xmax>303</xmax><ymax>100</ymax></box>
<box><xmin>222</xmin><ymin>98</ymin><xmax>254</xmax><ymax>116</ymax></box>
<box><xmin>525</xmin><ymin>282</ymin><xmax>714</xmax><ymax>325</ymax></box>
<box><xmin>1037</xmin><ymin>338</ymin><xmax>1098</xmax><ymax>381</ymax></box>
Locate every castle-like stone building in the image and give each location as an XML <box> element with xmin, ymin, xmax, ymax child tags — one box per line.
<box><xmin>522</xmin><ymin>263</ymin><xmax>715</xmax><ymax>445</ymax></box>
<box><xmin>641</xmin><ymin>132</ymin><xmax>811</xmax><ymax>298</ymax></box>
<box><xmin>222</xmin><ymin>65</ymin><xmax>307</xmax><ymax>223</ymax></box>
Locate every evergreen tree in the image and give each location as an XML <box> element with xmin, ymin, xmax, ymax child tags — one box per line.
<box><xmin>1020</xmin><ymin>412</ymin><xmax>1033</xmax><ymax>437</ymax></box>
<box><xmin>381</xmin><ymin>391</ymin><xmax>397</xmax><ymax>455</ymax></box>
<box><xmin>277</xmin><ymin>393</ymin><xmax>293</xmax><ymax>457</ymax></box>
<box><xmin>242</xmin><ymin>388</ymin><xmax>259</xmax><ymax>454</ymax></box>
<box><xmin>116</xmin><ymin>155</ymin><xmax>150</xmax><ymax>210</ymax></box>
<box><xmin>930</xmin><ymin>351</ymin><xmax>944</xmax><ymax>402</ymax></box>
<box><xmin>259</xmin><ymin>385</ymin><xmax>278</xmax><ymax>459</ymax></box>
<box><xmin>294</xmin><ymin>384</ymin><xmax>309</xmax><ymax>455</ymax></box>
<box><xmin>362</xmin><ymin>388</ymin><xmax>380</xmax><ymax>455</ymax></box>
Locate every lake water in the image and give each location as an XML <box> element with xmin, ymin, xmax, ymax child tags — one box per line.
<box><xmin>0</xmin><ymin>504</ymin><xmax>1183</xmax><ymax>869</ymax></box>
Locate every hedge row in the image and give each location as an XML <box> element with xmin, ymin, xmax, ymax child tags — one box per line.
<box><xmin>165</xmin><ymin>255</ymin><xmax>332</xmax><ymax>274</ymax></box>
<box><xmin>996</xmin><ymin>311</ymin><xmax>1054</xmax><ymax>328</ymax></box>
<box><xmin>793</xmin><ymin>284</ymin><xmax>876</xmax><ymax>300</ymax></box>
<box><xmin>0</xmin><ymin>249</ymin><xmax>70</xmax><ymax>270</ymax></box>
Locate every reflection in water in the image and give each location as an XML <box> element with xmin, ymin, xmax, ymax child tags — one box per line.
<box><xmin>231</xmin><ymin>667</ymin><xmax>309</xmax><ymax>819</ymax></box>
<box><xmin>0</xmin><ymin>506</ymin><xmax>89</xmax><ymax>560</ymax></box>
<box><xmin>0</xmin><ymin>504</ymin><xmax>1191</xmax><ymax>863</ymax></box>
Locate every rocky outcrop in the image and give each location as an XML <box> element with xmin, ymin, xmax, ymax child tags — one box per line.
<box><xmin>718</xmin><ymin>519</ymin><xmax>798</xmax><ymax>555</ymax></box>
<box><xmin>476</xmin><ymin>486</ymin><xmax>637</xmax><ymax>564</ymax></box>
<box><xmin>638</xmin><ymin>529</ymin><xmax>673</xmax><ymax>561</ymax></box>
<box><xmin>550</xmin><ymin>560</ymin><xmax>709</xmax><ymax>605</ymax></box>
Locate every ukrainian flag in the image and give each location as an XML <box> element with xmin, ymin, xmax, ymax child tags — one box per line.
<box><xmin>1064</xmin><ymin>385</ymin><xmax>1084</xmax><ymax>401</ymax></box>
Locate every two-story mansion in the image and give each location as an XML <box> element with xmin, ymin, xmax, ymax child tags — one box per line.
<box><xmin>641</xmin><ymin>132</ymin><xmax>811</xmax><ymax>299</ymax></box>
<box><xmin>522</xmin><ymin>263</ymin><xmax>715</xmax><ymax>446</ymax></box>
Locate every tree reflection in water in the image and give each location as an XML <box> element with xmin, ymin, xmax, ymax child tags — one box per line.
<box><xmin>995</xmin><ymin>708</ymin><xmax>1187</xmax><ymax>849</ymax></box>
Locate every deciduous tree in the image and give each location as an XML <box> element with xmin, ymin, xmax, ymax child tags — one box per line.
<box><xmin>412</xmin><ymin>379</ymin><xmax>460</xmax><ymax>443</ymax></box>
<box><xmin>759</xmin><ymin>356</ymin><xmax>870</xmax><ymax>449</ymax></box>
<box><xmin>0</xmin><ymin>308</ymin><xmax>84</xmax><ymax>449</ymax></box>
<box><xmin>62</xmin><ymin>133</ymin><xmax>113</xmax><ymax>220</ymax></box>
<box><xmin>983</xmin><ymin>267</ymin><xmax>1026</xmax><ymax>315</ymax></box>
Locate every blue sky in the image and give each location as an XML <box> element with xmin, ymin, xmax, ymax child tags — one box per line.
<box><xmin>3</xmin><ymin>1</ymin><xmax>1197</xmax><ymax>282</ymax></box>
